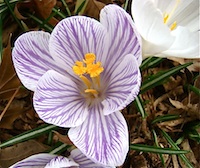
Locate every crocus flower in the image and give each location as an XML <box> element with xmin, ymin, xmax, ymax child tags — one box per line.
<box><xmin>12</xmin><ymin>4</ymin><xmax>142</xmax><ymax>166</ymax></box>
<box><xmin>131</xmin><ymin>0</ymin><xmax>199</xmax><ymax>59</ymax></box>
<box><xmin>10</xmin><ymin>149</ymin><xmax>114</xmax><ymax>168</ymax></box>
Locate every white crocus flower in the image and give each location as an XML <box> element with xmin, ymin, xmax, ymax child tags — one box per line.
<box><xmin>131</xmin><ymin>0</ymin><xmax>199</xmax><ymax>59</ymax></box>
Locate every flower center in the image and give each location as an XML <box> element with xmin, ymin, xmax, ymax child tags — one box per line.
<box><xmin>73</xmin><ymin>53</ymin><xmax>104</xmax><ymax>98</ymax></box>
<box><xmin>163</xmin><ymin>0</ymin><xmax>180</xmax><ymax>31</ymax></box>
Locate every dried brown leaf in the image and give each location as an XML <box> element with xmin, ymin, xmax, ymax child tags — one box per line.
<box><xmin>168</xmin><ymin>57</ymin><xmax>200</xmax><ymax>72</ymax></box>
<box><xmin>15</xmin><ymin>0</ymin><xmax>59</xmax><ymax>26</ymax></box>
<box><xmin>0</xmin><ymin>38</ymin><xmax>23</xmax><ymax>100</ymax></box>
<box><xmin>179</xmin><ymin>139</ymin><xmax>199</xmax><ymax>168</ymax></box>
<box><xmin>84</xmin><ymin>0</ymin><xmax>105</xmax><ymax>20</ymax></box>
<box><xmin>33</xmin><ymin>0</ymin><xmax>59</xmax><ymax>26</ymax></box>
<box><xmin>0</xmin><ymin>140</ymin><xmax>50</xmax><ymax>168</ymax></box>
<box><xmin>0</xmin><ymin>99</ymin><xmax>27</xmax><ymax>129</ymax></box>
<box><xmin>53</xmin><ymin>131</ymin><xmax>73</xmax><ymax>145</ymax></box>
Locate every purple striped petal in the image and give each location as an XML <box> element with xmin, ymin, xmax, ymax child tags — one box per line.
<box><xmin>33</xmin><ymin>70</ymin><xmax>88</xmax><ymax>128</ymax></box>
<box><xmin>49</xmin><ymin>16</ymin><xmax>107</xmax><ymax>72</ymax></box>
<box><xmin>9</xmin><ymin>154</ymin><xmax>79</xmax><ymax>168</ymax></box>
<box><xmin>12</xmin><ymin>31</ymin><xmax>66</xmax><ymax>91</ymax></box>
<box><xmin>68</xmin><ymin>106</ymin><xmax>128</xmax><ymax>167</ymax></box>
<box><xmin>45</xmin><ymin>155</ymin><xmax>79</xmax><ymax>168</ymax></box>
<box><xmin>102</xmin><ymin>54</ymin><xmax>141</xmax><ymax>115</ymax></box>
<box><xmin>9</xmin><ymin>153</ymin><xmax>56</xmax><ymax>168</ymax></box>
<box><xmin>100</xmin><ymin>4</ymin><xmax>142</xmax><ymax>73</ymax></box>
<box><xmin>70</xmin><ymin>149</ymin><xmax>114</xmax><ymax>168</ymax></box>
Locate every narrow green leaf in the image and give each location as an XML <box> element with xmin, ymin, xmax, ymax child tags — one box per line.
<box><xmin>134</xmin><ymin>96</ymin><xmax>147</xmax><ymax>118</ymax></box>
<box><xmin>27</xmin><ymin>13</ymin><xmax>53</xmax><ymax>32</ymax></box>
<box><xmin>151</xmin><ymin>114</ymin><xmax>180</xmax><ymax>124</ymax></box>
<box><xmin>52</xmin><ymin>8</ymin><xmax>66</xmax><ymax>19</ymax></box>
<box><xmin>130</xmin><ymin>144</ymin><xmax>189</xmax><ymax>154</ymax></box>
<box><xmin>152</xmin><ymin>130</ymin><xmax>165</xmax><ymax>167</ymax></box>
<box><xmin>4</xmin><ymin>0</ymin><xmax>25</xmax><ymax>31</ymax></box>
<box><xmin>48</xmin><ymin>142</ymin><xmax>69</xmax><ymax>154</ymax></box>
<box><xmin>0</xmin><ymin>0</ymin><xmax>19</xmax><ymax>7</ymax></box>
<box><xmin>60</xmin><ymin>0</ymin><xmax>71</xmax><ymax>16</ymax></box>
<box><xmin>141</xmin><ymin>62</ymin><xmax>192</xmax><ymax>93</ymax></box>
<box><xmin>74</xmin><ymin>0</ymin><xmax>88</xmax><ymax>15</ymax></box>
<box><xmin>140</xmin><ymin>57</ymin><xmax>164</xmax><ymax>71</ymax></box>
<box><xmin>161</xmin><ymin>129</ymin><xmax>194</xmax><ymax>168</ymax></box>
<box><xmin>0</xmin><ymin>124</ymin><xmax>57</xmax><ymax>148</ymax></box>
<box><xmin>188</xmin><ymin>84</ymin><xmax>200</xmax><ymax>96</ymax></box>
<box><xmin>123</xmin><ymin>0</ymin><xmax>129</xmax><ymax>10</ymax></box>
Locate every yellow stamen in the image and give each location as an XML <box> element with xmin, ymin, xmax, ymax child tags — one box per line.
<box><xmin>85</xmin><ymin>89</ymin><xmax>98</xmax><ymax>96</ymax></box>
<box><xmin>92</xmin><ymin>76</ymin><xmax>100</xmax><ymax>88</ymax></box>
<box><xmin>163</xmin><ymin>0</ymin><xmax>180</xmax><ymax>31</ymax></box>
<box><xmin>163</xmin><ymin>13</ymin><xmax>169</xmax><ymax>24</ymax></box>
<box><xmin>80</xmin><ymin>75</ymin><xmax>92</xmax><ymax>89</ymax></box>
<box><xmin>72</xmin><ymin>53</ymin><xmax>104</xmax><ymax>99</ymax></box>
<box><xmin>87</xmin><ymin>62</ymin><xmax>104</xmax><ymax>78</ymax></box>
<box><xmin>170</xmin><ymin>21</ymin><xmax>177</xmax><ymax>31</ymax></box>
<box><xmin>73</xmin><ymin>61</ymin><xmax>86</xmax><ymax>76</ymax></box>
<box><xmin>84</xmin><ymin>53</ymin><xmax>96</xmax><ymax>65</ymax></box>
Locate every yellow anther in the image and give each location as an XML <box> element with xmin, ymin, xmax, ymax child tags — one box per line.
<box><xmin>73</xmin><ymin>61</ymin><xmax>86</xmax><ymax>76</ymax></box>
<box><xmin>163</xmin><ymin>0</ymin><xmax>180</xmax><ymax>31</ymax></box>
<box><xmin>163</xmin><ymin>13</ymin><xmax>169</xmax><ymax>24</ymax></box>
<box><xmin>87</xmin><ymin>62</ymin><xmax>104</xmax><ymax>78</ymax></box>
<box><xmin>72</xmin><ymin>53</ymin><xmax>104</xmax><ymax>99</ymax></box>
<box><xmin>80</xmin><ymin>75</ymin><xmax>92</xmax><ymax>89</ymax></box>
<box><xmin>170</xmin><ymin>21</ymin><xmax>177</xmax><ymax>31</ymax></box>
<box><xmin>84</xmin><ymin>53</ymin><xmax>96</xmax><ymax>65</ymax></box>
<box><xmin>85</xmin><ymin>89</ymin><xmax>98</xmax><ymax>96</ymax></box>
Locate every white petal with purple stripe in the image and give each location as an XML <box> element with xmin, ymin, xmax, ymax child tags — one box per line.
<box><xmin>45</xmin><ymin>155</ymin><xmax>79</xmax><ymax>168</ymax></box>
<box><xmin>49</xmin><ymin>16</ymin><xmax>107</xmax><ymax>73</ymax></box>
<box><xmin>102</xmin><ymin>54</ymin><xmax>141</xmax><ymax>115</ymax></box>
<box><xmin>70</xmin><ymin>149</ymin><xmax>115</xmax><ymax>168</ymax></box>
<box><xmin>12</xmin><ymin>31</ymin><xmax>66</xmax><ymax>91</ymax></box>
<box><xmin>100</xmin><ymin>4</ymin><xmax>142</xmax><ymax>71</ymax></box>
<box><xmin>33</xmin><ymin>70</ymin><xmax>89</xmax><ymax>127</ymax></box>
<box><xmin>68</xmin><ymin>106</ymin><xmax>128</xmax><ymax>167</ymax></box>
<box><xmin>9</xmin><ymin>153</ymin><xmax>79</xmax><ymax>168</ymax></box>
<box><xmin>9</xmin><ymin>153</ymin><xmax>56</xmax><ymax>168</ymax></box>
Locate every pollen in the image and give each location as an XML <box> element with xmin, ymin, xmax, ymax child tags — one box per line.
<box><xmin>170</xmin><ymin>21</ymin><xmax>177</xmax><ymax>31</ymax></box>
<box><xmin>163</xmin><ymin>0</ymin><xmax>180</xmax><ymax>31</ymax></box>
<box><xmin>73</xmin><ymin>61</ymin><xmax>86</xmax><ymax>76</ymax></box>
<box><xmin>84</xmin><ymin>53</ymin><xmax>96</xmax><ymax>65</ymax></box>
<box><xmin>163</xmin><ymin>13</ymin><xmax>169</xmax><ymax>24</ymax></box>
<box><xmin>87</xmin><ymin>62</ymin><xmax>104</xmax><ymax>78</ymax></box>
<box><xmin>72</xmin><ymin>53</ymin><xmax>104</xmax><ymax>98</ymax></box>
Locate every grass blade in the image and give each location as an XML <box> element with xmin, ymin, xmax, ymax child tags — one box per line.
<box><xmin>48</xmin><ymin>142</ymin><xmax>69</xmax><ymax>154</ymax></box>
<box><xmin>161</xmin><ymin>129</ymin><xmax>194</xmax><ymax>168</ymax></box>
<box><xmin>141</xmin><ymin>62</ymin><xmax>192</xmax><ymax>93</ymax></box>
<box><xmin>27</xmin><ymin>13</ymin><xmax>53</xmax><ymax>32</ymax></box>
<box><xmin>188</xmin><ymin>84</ymin><xmax>200</xmax><ymax>96</ymax></box>
<box><xmin>151</xmin><ymin>114</ymin><xmax>180</xmax><ymax>124</ymax></box>
<box><xmin>74</xmin><ymin>0</ymin><xmax>88</xmax><ymax>15</ymax></box>
<box><xmin>60</xmin><ymin>0</ymin><xmax>71</xmax><ymax>16</ymax></box>
<box><xmin>130</xmin><ymin>144</ymin><xmax>189</xmax><ymax>154</ymax></box>
<box><xmin>152</xmin><ymin>130</ymin><xmax>165</xmax><ymax>167</ymax></box>
<box><xmin>140</xmin><ymin>57</ymin><xmax>164</xmax><ymax>71</ymax></box>
<box><xmin>4</xmin><ymin>0</ymin><xmax>25</xmax><ymax>31</ymax></box>
<box><xmin>0</xmin><ymin>124</ymin><xmax>57</xmax><ymax>148</ymax></box>
<box><xmin>134</xmin><ymin>96</ymin><xmax>147</xmax><ymax>118</ymax></box>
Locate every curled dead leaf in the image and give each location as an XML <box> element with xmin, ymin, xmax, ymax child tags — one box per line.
<box><xmin>0</xmin><ymin>36</ymin><xmax>26</xmax><ymax>100</ymax></box>
<box><xmin>14</xmin><ymin>0</ymin><xmax>59</xmax><ymax>26</ymax></box>
<box><xmin>0</xmin><ymin>140</ymin><xmax>50</xmax><ymax>168</ymax></box>
<box><xmin>53</xmin><ymin>131</ymin><xmax>73</xmax><ymax>145</ymax></box>
<box><xmin>84</xmin><ymin>0</ymin><xmax>106</xmax><ymax>20</ymax></box>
